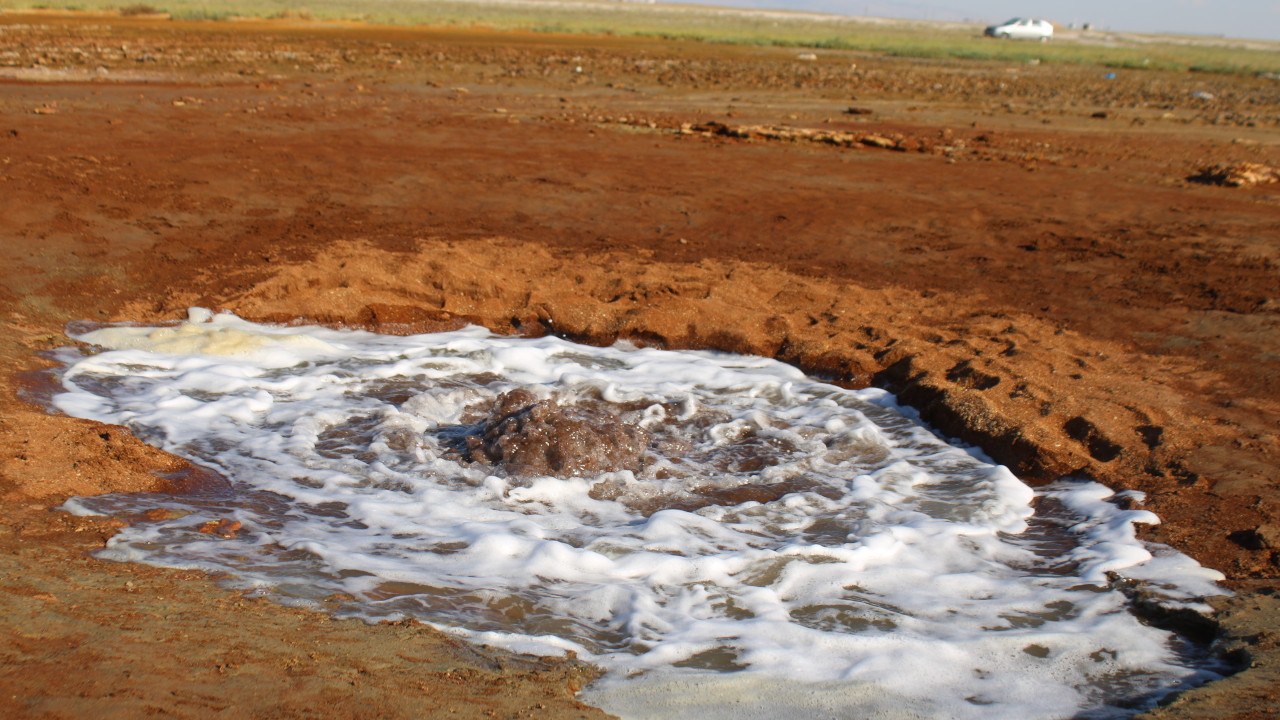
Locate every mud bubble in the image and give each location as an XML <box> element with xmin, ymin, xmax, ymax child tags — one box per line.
<box><xmin>458</xmin><ymin>389</ymin><xmax>650</xmax><ymax>478</ymax></box>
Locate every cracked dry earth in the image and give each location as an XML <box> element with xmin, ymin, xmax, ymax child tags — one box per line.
<box><xmin>1</xmin><ymin>11</ymin><xmax>1279</xmax><ymax>719</ymax></box>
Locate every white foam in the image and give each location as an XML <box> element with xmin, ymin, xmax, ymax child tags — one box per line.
<box><xmin>77</xmin><ymin>308</ymin><xmax>339</xmax><ymax>364</ymax></box>
<box><xmin>55</xmin><ymin>310</ymin><xmax>1226</xmax><ymax>719</ymax></box>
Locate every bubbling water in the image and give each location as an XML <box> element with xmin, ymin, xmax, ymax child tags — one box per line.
<box><xmin>55</xmin><ymin>309</ymin><xmax>1226</xmax><ymax>720</ymax></box>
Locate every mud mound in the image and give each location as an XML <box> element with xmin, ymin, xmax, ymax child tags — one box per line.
<box><xmin>463</xmin><ymin>389</ymin><xmax>650</xmax><ymax>478</ymax></box>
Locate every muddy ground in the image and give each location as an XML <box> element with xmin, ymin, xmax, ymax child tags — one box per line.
<box><xmin>1</xmin><ymin>11</ymin><xmax>1278</xmax><ymax>719</ymax></box>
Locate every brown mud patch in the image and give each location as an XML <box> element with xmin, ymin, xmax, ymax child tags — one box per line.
<box><xmin>458</xmin><ymin>389</ymin><xmax>651</xmax><ymax>478</ymax></box>
<box><xmin>1</xmin><ymin>11</ymin><xmax>1278</xmax><ymax>719</ymax></box>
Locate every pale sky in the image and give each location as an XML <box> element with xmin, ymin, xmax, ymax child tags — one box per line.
<box><xmin>687</xmin><ymin>1</ymin><xmax>1280</xmax><ymax>41</ymax></box>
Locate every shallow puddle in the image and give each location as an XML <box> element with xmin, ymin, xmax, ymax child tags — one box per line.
<box><xmin>55</xmin><ymin>309</ymin><xmax>1226</xmax><ymax>719</ymax></box>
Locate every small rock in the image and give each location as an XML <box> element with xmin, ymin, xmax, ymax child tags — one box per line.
<box><xmin>860</xmin><ymin>134</ymin><xmax>897</xmax><ymax>149</ymax></box>
<box><xmin>197</xmin><ymin>519</ymin><xmax>242</xmax><ymax>538</ymax></box>
<box><xmin>1257</xmin><ymin>523</ymin><xmax>1280</xmax><ymax>549</ymax></box>
<box><xmin>1191</xmin><ymin>162</ymin><xmax>1280</xmax><ymax>187</ymax></box>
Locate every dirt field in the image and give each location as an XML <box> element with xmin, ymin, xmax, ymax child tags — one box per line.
<box><xmin>1</xmin><ymin>11</ymin><xmax>1278</xmax><ymax>718</ymax></box>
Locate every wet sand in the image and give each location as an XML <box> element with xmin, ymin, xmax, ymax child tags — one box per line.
<box><xmin>1</xmin><ymin>11</ymin><xmax>1278</xmax><ymax>718</ymax></box>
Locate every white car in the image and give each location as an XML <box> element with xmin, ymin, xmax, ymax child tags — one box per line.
<box><xmin>984</xmin><ymin>18</ymin><xmax>1053</xmax><ymax>41</ymax></box>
